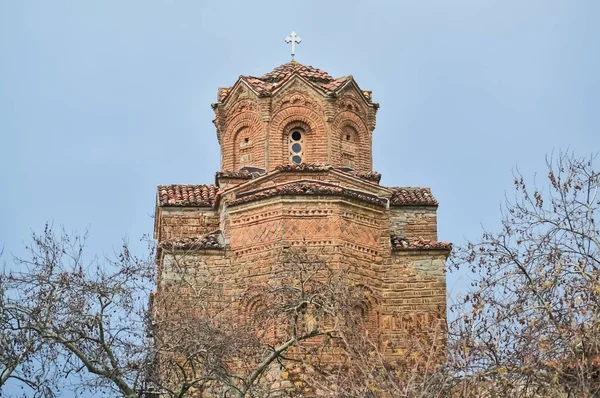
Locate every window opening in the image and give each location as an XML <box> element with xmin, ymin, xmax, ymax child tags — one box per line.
<box><xmin>289</xmin><ymin>129</ymin><xmax>304</xmax><ymax>164</ymax></box>
<box><xmin>342</xmin><ymin>126</ymin><xmax>357</xmax><ymax>169</ymax></box>
<box><xmin>236</xmin><ymin>127</ymin><xmax>253</xmax><ymax>168</ymax></box>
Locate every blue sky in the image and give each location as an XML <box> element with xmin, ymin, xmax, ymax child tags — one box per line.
<box><xmin>0</xmin><ymin>0</ymin><xmax>599</xmax><ymax>392</ymax></box>
<box><xmin>2</xmin><ymin>0</ymin><xmax>599</xmax><ymax>282</ymax></box>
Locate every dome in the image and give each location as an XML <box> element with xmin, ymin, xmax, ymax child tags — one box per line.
<box><xmin>218</xmin><ymin>62</ymin><xmax>361</xmax><ymax>102</ymax></box>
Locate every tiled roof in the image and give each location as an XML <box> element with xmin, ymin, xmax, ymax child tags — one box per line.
<box><xmin>219</xmin><ymin>62</ymin><xmax>362</xmax><ymax>102</ymax></box>
<box><xmin>160</xmin><ymin>231</ymin><xmax>223</xmax><ymax>251</ymax></box>
<box><xmin>343</xmin><ymin>170</ymin><xmax>382</xmax><ymax>184</ymax></box>
<box><xmin>261</xmin><ymin>63</ymin><xmax>334</xmax><ymax>83</ymax></box>
<box><xmin>275</xmin><ymin>164</ymin><xmax>331</xmax><ymax>172</ymax></box>
<box><xmin>389</xmin><ymin>187</ymin><xmax>438</xmax><ymax>206</ymax></box>
<box><xmin>217</xmin><ymin>87</ymin><xmax>231</xmax><ymax>102</ymax></box>
<box><xmin>230</xmin><ymin>181</ymin><xmax>387</xmax><ymax>207</ymax></box>
<box><xmin>157</xmin><ymin>184</ymin><xmax>218</xmax><ymax>207</ymax></box>
<box><xmin>391</xmin><ymin>237</ymin><xmax>452</xmax><ymax>251</ymax></box>
<box><xmin>216</xmin><ymin>170</ymin><xmax>262</xmax><ymax>179</ymax></box>
<box><xmin>216</xmin><ymin>170</ymin><xmax>257</xmax><ymax>179</ymax></box>
<box><xmin>215</xmin><ymin>170</ymin><xmax>264</xmax><ymax>187</ymax></box>
<box><xmin>274</xmin><ymin>164</ymin><xmax>381</xmax><ymax>184</ymax></box>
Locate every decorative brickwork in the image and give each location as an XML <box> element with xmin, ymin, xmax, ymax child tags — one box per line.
<box><xmin>153</xmin><ymin>61</ymin><xmax>450</xmax><ymax>393</ymax></box>
<box><xmin>331</xmin><ymin>110</ymin><xmax>371</xmax><ymax>170</ymax></box>
<box><xmin>222</xmin><ymin>111</ymin><xmax>264</xmax><ymax>170</ymax></box>
<box><xmin>212</xmin><ymin>62</ymin><xmax>378</xmax><ymax>173</ymax></box>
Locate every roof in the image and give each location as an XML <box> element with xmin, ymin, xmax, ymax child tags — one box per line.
<box><xmin>218</xmin><ymin>62</ymin><xmax>372</xmax><ymax>103</ymax></box>
<box><xmin>274</xmin><ymin>164</ymin><xmax>382</xmax><ymax>183</ymax></box>
<box><xmin>157</xmin><ymin>184</ymin><xmax>218</xmax><ymax>207</ymax></box>
<box><xmin>391</xmin><ymin>237</ymin><xmax>452</xmax><ymax>252</ymax></box>
<box><xmin>229</xmin><ymin>181</ymin><xmax>387</xmax><ymax>207</ymax></box>
<box><xmin>215</xmin><ymin>170</ymin><xmax>263</xmax><ymax>184</ymax></box>
<box><xmin>389</xmin><ymin>187</ymin><xmax>438</xmax><ymax>207</ymax></box>
<box><xmin>214</xmin><ymin>164</ymin><xmax>382</xmax><ymax>188</ymax></box>
<box><xmin>158</xmin><ymin>177</ymin><xmax>434</xmax><ymax>208</ymax></box>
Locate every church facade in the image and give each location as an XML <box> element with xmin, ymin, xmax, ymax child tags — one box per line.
<box><xmin>153</xmin><ymin>61</ymin><xmax>450</xmax><ymax>371</ymax></box>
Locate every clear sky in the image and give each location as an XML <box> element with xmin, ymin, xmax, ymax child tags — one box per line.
<box><xmin>0</xmin><ymin>0</ymin><xmax>599</xmax><ymax>392</ymax></box>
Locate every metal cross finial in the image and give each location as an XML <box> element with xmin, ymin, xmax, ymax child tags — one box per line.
<box><xmin>285</xmin><ymin>31</ymin><xmax>301</xmax><ymax>61</ymax></box>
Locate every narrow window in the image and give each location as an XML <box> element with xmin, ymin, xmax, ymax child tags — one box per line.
<box><xmin>342</xmin><ymin>126</ymin><xmax>358</xmax><ymax>169</ymax></box>
<box><xmin>234</xmin><ymin>127</ymin><xmax>254</xmax><ymax>169</ymax></box>
<box><xmin>289</xmin><ymin>129</ymin><xmax>304</xmax><ymax>164</ymax></box>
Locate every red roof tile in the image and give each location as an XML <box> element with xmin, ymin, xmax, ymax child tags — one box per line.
<box><xmin>274</xmin><ymin>163</ymin><xmax>381</xmax><ymax>184</ymax></box>
<box><xmin>214</xmin><ymin>170</ymin><xmax>264</xmax><ymax>187</ymax></box>
<box><xmin>274</xmin><ymin>163</ymin><xmax>331</xmax><ymax>172</ymax></box>
<box><xmin>218</xmin><ymin>87</ymin><xmax>231</xmax><ymax>102</ymax></box>
<box><xmin>391</xmin><ymin>237</ymin><xmax>452</xmax><ymax>251</ymax></box>
<box><xmin>344</xmin><ymin>170</ymin><xmax>382</xmax><ymax>184</ymax></box>
<box><xmin>215</xmin><ymin>170</ymin><xmax>262</xmax><ymax>179</ymax></box>
<box><xmin>389</xmin><ymin>187</ymin><xmax>438</xmax><ymax>206</ymax></box>
<box><xmin>157</xmin><ymin>184</ymin><xmax>217</xmax><ymax>207</ymax></box>
<box><xmin>219</xmin><ymin>62</ymin><xmax>362</xmax><ymax>102</ymax></box>
<box><xmin>230</xmin><ymin>181</ymin><xmax>387</xmax><ymax>207</ymax></box>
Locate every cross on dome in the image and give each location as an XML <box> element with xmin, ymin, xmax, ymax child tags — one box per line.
<box><xmin>285</xmin><ymin>31</ymin><xmax>301</xmax><ymax>61</ymax></box>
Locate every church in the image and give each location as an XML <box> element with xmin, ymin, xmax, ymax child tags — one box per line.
<box><xmin>152</xmin><ymin>40</ymin><xmax>450</xmax><ymax>393</ymax></box>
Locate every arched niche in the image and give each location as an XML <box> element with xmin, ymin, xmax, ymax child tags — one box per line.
<box><xmin>331</xmin><ymin>112</ymin><xmax>371</xmax><ymax>171</ymax></box>
<box><xmin>221</xmin><ymin>111</ymin><xmax>264</xmax><ymax>171</ymax></box>
<box><xmin>269</xmin><ymin>106</ymin><xmax>327</xmax><ymax>168</ymax></box>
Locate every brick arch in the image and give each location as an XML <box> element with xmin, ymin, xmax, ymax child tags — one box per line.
<box><xmin>352</xmin><ymin>284</ymin><xmax>380</xmax><ymax>333</ymax></box>
<box><xmin>271</xmin><ymin>90</ymin><xmax>324</xmax><ymax>116</ymax></box>
<box><xmin>222</xmin><ymin>111</ymin><xmax>264</xmax><ymax>171</ymax></box>
<box><xmin>269</xmin><ymin>106</ymin><xmax>327</xmax><ymax>168</ymax></box>
<box><xmin>336</xmin><ymin>92</ymin><xmax>368</xmax><ymax>121</ymax></box>
<box><xmin>241</xmin><ymin>291</ymin><xmax>267</xmax><ymax>317</ymax></box>
<box><xmin>240</xmin><ymin>288</ymin><xmax>282</xmax><ymax>340</ymax></box>
<box><xmin>331</xmin><ymin>111</ymin><xmax>371</xmax><ymax>172</ymax></box>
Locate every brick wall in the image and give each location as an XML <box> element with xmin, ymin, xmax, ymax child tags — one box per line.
<box><xmin>214</xmin><ymin>81</ymin><xmax>376</xmax><ymax>173</ymax></box>
<box><xmin>156</xmin><ymin>195</ymin><xmax>447</xmax><ymax>357</ymax></box>
<box><xmin>154</xmin><ymin>64</ymin><xmax>449</xmax><ymax>388</ymax></box>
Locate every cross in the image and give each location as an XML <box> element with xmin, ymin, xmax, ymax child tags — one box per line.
<box><xmin>285</xmin><ymin>31</ymin><xmax>301</xmax><ymax>61</ymax></box>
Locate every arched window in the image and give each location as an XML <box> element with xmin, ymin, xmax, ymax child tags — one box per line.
<box><xmin>288</xmin><ymin>128</ymin><xmax>304</xmax><ymax>164</ymax></box>
<box><xmin>341</xmin><ymin>126</ymin><xmax>358</xmax><ymax>169</ymax></box>
<box><xmin>234</xmin><ymin>127</ymin><xmax>254</xmax><ymax>169</ymax></box>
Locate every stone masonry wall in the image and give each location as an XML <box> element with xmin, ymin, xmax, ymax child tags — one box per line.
<box><xmin>389</xmin><ymin>206</ymin><xmax>438</xmax><ymax>241</ymax></box>
<box><xmin>379</xmin><ymin>250</ymin><xmax>447</xmax><ymax>354</ymax></box>
<box><xmin>156</xmin><ymin>208</ymin><xmax>219</xmax><ymax>242</ymax></box>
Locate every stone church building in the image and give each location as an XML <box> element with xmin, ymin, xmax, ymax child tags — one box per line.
<box><xmin>152</xmin><ymin>61</ymin><xmax>450</xmax><ymax>386</ymax></box>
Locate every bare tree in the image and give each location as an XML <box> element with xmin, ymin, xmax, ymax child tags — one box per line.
<box><xmin>2</xmin><ymin>225</ymin><xmax>156</xmax><ymax>397</ymax></box>
<box><xmin>1</xmin><ymin>246</ymin><xmax>63</xmax><ymax>397</ymax></box>
<box><xmin>150</xmin><ymin>245</ymin><xmax>359</xmax><ymax>397</ymax></box>
<box><xmin>450</xmin><ymin>152</ymin><xmax>600</xmax><ymax>397</ymax></box>
<box><xmin>3</xmin><ymin>228</ymin><xmax>391</xmax><ymax>397</ymax></box>
<box><xmin>152</xmin><ymin>244</ymin><xmax>457</xmax><ymax>398</ymax></box>
<box><xmin>2</xmin><ymin>228</ymin><xmax>458</xmax><ymax>397</ymax></box>
<box><xmin>298</xmin><ymin>313</ymin><xmax>455</xmax><ymax>398</ymax></box>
